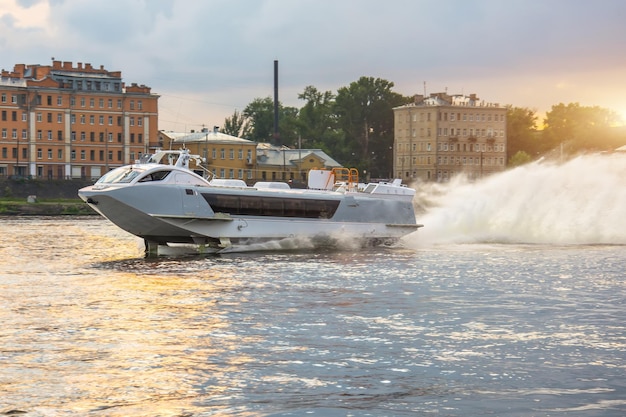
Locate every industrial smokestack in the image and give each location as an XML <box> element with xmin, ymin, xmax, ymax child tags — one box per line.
<box><xmin>273</xmin><ymin>60</ymin><xmax>279</xmax><ymax>145</ymax></box>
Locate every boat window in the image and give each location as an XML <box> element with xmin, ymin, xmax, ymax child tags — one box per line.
<box><xmin>96</xmin><ymin>167</ymin><xmax>146</xmax><ymax>184</ymax></box>
<box><xmin>202</xmin><ymin>194</ymin><xmax>340</xmax><ymax>219</ymax></box>
<box><xmin>363</xmin><ymin>184</ymin><xmax>377</xmax><ymax>194</ymax></box>
<box><xmin>138</xmin><ymin>170</ymin><xmax>171</xmax><ymax>182</ymax></box>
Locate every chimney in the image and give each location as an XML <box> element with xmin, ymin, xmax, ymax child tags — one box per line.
<box><xmin>273</xmin><ymin>60</ymin><xmax>279</xmax><ymax>145</ymax></box>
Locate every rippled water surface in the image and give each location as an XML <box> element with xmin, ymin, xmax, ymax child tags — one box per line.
<box><xmin>1</xmin><ymin>216</ymin><xmax>625</xmax><ymax>417</ymax></box>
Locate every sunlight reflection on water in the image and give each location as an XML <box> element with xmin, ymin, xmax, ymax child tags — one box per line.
<box><xmin>0</xmin><ymin>217</ymin><xmax>625</xmax><ymax>416</ymax></box>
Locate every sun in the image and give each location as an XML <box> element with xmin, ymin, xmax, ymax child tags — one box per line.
<box><xmin>617</xmin><ymin>108</ymin><xmax>626</xmax><ymax>127</ymax></box>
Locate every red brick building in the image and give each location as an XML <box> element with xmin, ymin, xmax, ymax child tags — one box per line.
<box><xmin>0</xmin><ymin>60</ymin><xmax>159</xmax><ymax>179</ymax></box>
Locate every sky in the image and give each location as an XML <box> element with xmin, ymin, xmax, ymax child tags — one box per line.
<box><xmin>1</xmin><ymin>0</ymin><xmax>625</xmax><ymax>132</ymax></box>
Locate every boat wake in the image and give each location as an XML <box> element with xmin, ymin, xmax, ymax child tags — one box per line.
<box><xmin>404</xmin><ymin>153</ymin><xmax>626</xmax><ymax>247</ymax></box>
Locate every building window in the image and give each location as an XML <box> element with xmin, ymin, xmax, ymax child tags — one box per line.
<box><xmin>220</xmin><ymin>148</ymin><xmax>225</xmax><ymax>159</ymax></box>
<box><xmin>81</xmin><ymin>132</ymin><xmax>86</xmax><ymax>141</ymax></box>
<box><xmin>80</xmin><ymin>115</ymin><xmax>85</xmax><ymax>124</ymax></box>
<box><xmin>138</xmin><ymin>117</ymin><xmax>143</xmax><ymax>127</ymax></box>
<box><xmin>57</xmin><ymin>96</ymin><xmax>62</xmax><ymax>106</ymax></box>
<box><xmin>108</xmin><ymin>116</ymin><xmax>113</xmax><ymax>125</ymax></box>
<box><xmin>58</xmin><ymin>149</ymin><xmax>62</xmax><ymax>159</ymax></box>
<box><xmin>22</xmin><ymin>112</ymin><xmax>27</xmax><ymax>122</ymax></box>
<box><xmin>80</xmin><ymin>97</ymin><xmax>85</xmax><ymax>107</ymax></box>
<box><xmin>57</xmin><ymin>113</ymin><xmax>63</xmax><ymax>123</ymax></box>
<box><xmin>99</xmin><ymin>115</ymin><xmax>104</xmax><ymax>125</ymax></box>
<box><xmin>89</xmin><ymin>98</ymin><xmax>94</xmax><ymax>108</ymax></box>
<box><xmin>99</xmin><ymin>98</ymin><xmax>104</xmax><ymax>108</ymax></box>
<box><xmin>130</xmin><ymin>117</ymin><xmax>134</xmax><ymax>126</ymax></box>
<box><xmin>48</xmin><ymin>130</ymin><xmax>53</xmax><ymax>140</ymax></box>
<box><xmin>48</xmin><ymin>149</ymin><xmax>53</xmax><ymax>159</ymax></box>
<box><xmin>138</xmin><ymin>100</ymin><xmax>143</xmax><ymax>110</ymax></box>
<box><xmin>71</xmin><ymin>150</ymin><xmax>76</xmax><ymax>160</ymax></box>
<box><xmin>130</xmin><ymin>100</ymin><xmax>135</xmax><ymax>110</ymax></box>
<box><xmin>108</xmin><ymin>99</ymin><xmax>113</xmax><ymax>108</ymax></box>
<box><xmin>80</xmin><ymin>150</ymin><xmax>86</xmax><ymax>160</ymax></box>
<box><xmin>22</xmin><ymin>129</ymin><xmax>27</xmax><ymax>140</ymax></box>
<box><xmin>11</xmin><ymin>129</ymin><xmax>17</xmax><ymax>139</ymax></box>
<box><xmin>229</xmin><ymin>149</ymin><xmax>234</xmax><ymax>159</ymax></box>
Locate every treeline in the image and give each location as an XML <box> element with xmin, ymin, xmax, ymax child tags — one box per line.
<box><xmin>507</xmin><ymin>103</ymin><xmax>624</xmax><ymax>166</ymax></box>
<box><xmin>221</xmin><ymin>76</ymin><xmax>624</xmax><ymax>175</ymax></box>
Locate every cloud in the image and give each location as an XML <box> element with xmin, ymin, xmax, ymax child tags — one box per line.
<box><xmin>1</xmin><ymin>0</ymin><xmax>625</xmax><ymax>130</ymax></box>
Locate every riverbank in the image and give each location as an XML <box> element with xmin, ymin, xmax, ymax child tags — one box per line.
<box><xmin>0</xmin><ymin>198</ymin><xmax>96</xmax><ymax>216</ymax></box>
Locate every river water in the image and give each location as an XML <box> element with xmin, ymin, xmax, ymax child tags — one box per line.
<box><xmin>1</xmin><ymin>154</ymin><xmax>625</xmax><ymax>416</ymax></box>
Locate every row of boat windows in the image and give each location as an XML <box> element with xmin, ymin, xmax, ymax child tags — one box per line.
<box><xmin>202</xmin><ymin>194</ymin><xmax>340</xmax><ymax>219</ymax></box>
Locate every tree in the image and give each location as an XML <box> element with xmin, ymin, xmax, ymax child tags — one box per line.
<box><xmin>243</xmin><ymin>97</ymin><xmax>300</xmax><ymax>145</ymax></box>
<box><xmin>542</xmin><ymin>103</ymin><xmax>621</xmax><ymax>154</ymax></box>
<box><xmin>297</xmin><ymin>86</ymin><xmax>343</xmax><ymax>155</ymax></box>
<box><xmin>222</xmin><ymin>109</ymin><xmax>252</xmax><ymax>139</ymax></box>
<box><xmin>333</xmin><ymin>77</ymin><xmax>408</xmax><ymax>178</ymax></box>
<box><xmin>243</xmin><ymin>97</ymin><xmax>275</xmax><ymax>143</ymax></box>
<box><xmin>506</xmin><ymin>106</ymin><xmax>541</xmax><ymax>161</ymax></box>
<box><xmin>509</xmin><ymin>150</ymin><xmax>533</xmax><ymax>167</ymax></box>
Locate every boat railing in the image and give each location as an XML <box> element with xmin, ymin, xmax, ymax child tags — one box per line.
<box><xmin>332</xmin><ymin>168</ymin><xmax>359</xmax><ymax>192</ymax></box>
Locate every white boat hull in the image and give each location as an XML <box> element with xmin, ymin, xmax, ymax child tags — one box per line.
<box><xmin>78</xmin><ymin>160</ymin><xmax>422</xmax><ymax>254</ymax></box>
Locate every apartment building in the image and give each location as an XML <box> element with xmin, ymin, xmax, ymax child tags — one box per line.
<box><xmin>393</xmin><ymin>93</ymin><xmax>507</xmax><ymax>182</ymax></box>
<box><xmin>0</xmin><ymin>60</ymin><xmax>159</xmax><ymax>179</ymax></box>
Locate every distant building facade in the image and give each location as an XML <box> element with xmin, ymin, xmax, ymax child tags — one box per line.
<box><xmin>0</xmin><ymin>60</ymin><xmax>159</xmax><ymax>179</ymax></box>
<box><xmin>393</xmin><ymin>93</ymin><xmax>507</xmax><ymax>182</ymax></box>
<box><xmin>160</xmin><ymin>128</ymin><xmax>257</xmax><ymax>180</ymax></box>
<box><xmin>255</xmin><ymin>143</ymin><xmax>342</xmax><ymax>185</ymax></box>
<box><xmin>161</xmin><ymin>129</ymin><xmax>342</xmax><ymax>185</ymax></box>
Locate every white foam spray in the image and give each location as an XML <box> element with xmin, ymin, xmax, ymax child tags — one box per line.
<box><xmin>404</xmin><ymin>154</ymin><xmax>626</xmax><ymax>246</ymax></box>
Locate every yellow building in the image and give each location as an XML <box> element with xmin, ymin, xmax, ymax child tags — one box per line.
<box><xmin>160</xmin><ymin>129</ymin><xmax>342</xmax><ymax>185</ymax></box>
<box><xmin>393</xmin><ymin>93</ymin><xmax>507</xmax><ymax>182</ymax></box>
<box><xmin>255</xmin><ymin>143</ymin><xmax>342</xmax><ymax>185</ymax></box>
<box><xmin>0</xmin><ymin>60</ymin><xmax>159</xmax><ymax>179</ymax></box>
<box><xmin>160</xmin><ymin>128</ymin><xmax>257</xmax><ymax>181</ymax></box>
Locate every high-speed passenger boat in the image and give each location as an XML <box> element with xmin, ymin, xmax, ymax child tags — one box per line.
<box><xmin>78</xmin><ymin>149</ymin><xmax>422</xmax><ymax>254</ymax></box>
